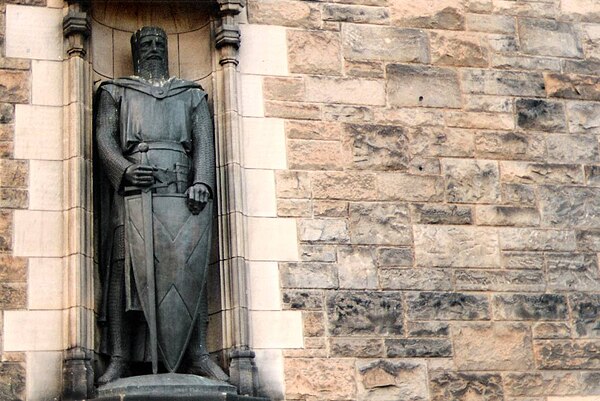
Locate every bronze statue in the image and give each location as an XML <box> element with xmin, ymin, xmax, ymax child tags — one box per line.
<box><xmin>95</xmin><ymin>26</ymin><xmax>226</xmax><ymax>385</ymax></box>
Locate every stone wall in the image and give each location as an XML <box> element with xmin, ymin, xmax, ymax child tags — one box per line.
<box><xmin>238</xmin><ymin>0</ymin><xmax>600</xmax><ymax>400</ymax></box>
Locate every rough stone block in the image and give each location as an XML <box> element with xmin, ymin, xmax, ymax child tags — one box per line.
<box><xmin>288</xmin><ymin>139</ymin><xmax>347</xmax><ymax>170</ymax></box>
<box><xmin>464</xmin><ymin>95</ymin><xmax>513</xmax><ymax>113</ymax></box>
<box><xmin>493</xmin><ymin>294</ymin><xmax>568</xmax><ymax>321</ymax></box>
<box><xmin>561</xmin><ymin>0</ymin><xmax>600</xmax><ymax>21</ymax></box>
<box><xmin>0</xmin><ymin>211</ymin><xmax>13</xmax><ymax>252</ymax></box>
<box><xmin>277</xmin><ymin>199</ymin><xmax>311</xmax><ymax>218</ymax></box>
<box><xmin>535</xmin><ymin>340</ymin><xmax>600</xmax><ymax>369</ymax></box>
<box><xmin>344</xmin><ymin>60</ymin><xmax>384</xmax><ymax>78</ymax></box>
<box><xmin>406</xmin><ymin>292</ymin><xmax>490</xmax><ymax>320</ymax></box>
<box><xmin>539</xmin><ymin>185</ymin><xmax>600</xmax><ymax>228</ymax></box>
<box><xmin>374</xmin><ymin>108</ymin><xmax>444</xmax><ymax>127</ymax></box>
<box><xmin>377</xmin><ymin>173</ymin><xmax>444</xmax><ymax>202</ymax></box>
<box><xmin>357</xmin><ymin>360</ymin><xmax>428</xmax><ymax>401</ymax></box>
<box><xmin>385</xmin><ymin>338</ymin><xmax>452</xmax><ymax>358</ymax></box>
<box><xmin>345</xmin><ymin>124</ymin><xmax>409</xmax><ymax>170</ymax></box>
<box><xmin>284</xmin><ymin>358</ymin><xmax>356</xmax><ymax>400</ymax></box>
<box><xmin>475</xmin><ymin>131</ymin><xmax>544</xmax><ymax>161</ymax></box>
<box><xmin>380</xmin><ymin>268</ymin><xmax>453</xmax><ymax>291</ymax></box>
<box><xmin>375</xmin><ymin>247</ymin><xmax>413</xmax><ymax>267</ymax></box>
<box><xmin>414</xmin><ymin>225</ymin><xmax>500</xmax><ymax>268</ymax></box>
<box><xmin>410</xmin><ymin>204</ymin><xmax>473</xmax><ymax>225</ymax></box>
<box><xmin>305</xmin><ymin>76</ymin><xmax>385</xmax><ymax>106</ymax></box>
<box><xmin>570</xmin><ymin>293</ymin><xmax>600</xmax><ymax>338</ymax></box>
<box><xmin>587</xmin><ymin>166</ymin><xmax>600</xmax><ymax>187</ymax></box>
<box><xmin>516</xmin><ymin>99</ymin><xmax>566</xmax><ymax>132</ymax></box>
<box><xmin>313</xmin><ymin>201</ymin><xmax>348</xmax><ymax>218</ymax></box>
<box><xmin>0</xmin><ymin>104</ymin><xmax>15</xmax><ymax>124</ymax></box>
<box><xmin>519</xmin><ymin>18</ymin><xmax>583</xmax><ymax>58</ymax></box>
<box><xmin>298</xmin><ymin>218</ymin><xmax>349</xmax><ymax>243</ymax></box>
<box><xmin>430</xmin><ymin>371</ymin><xmax>504</xmax><ymax>401</ymax></box>
<box><xmin>247</xmin><ymin>0</ymin><xmax>320</xmax><ymax>28</ymax></box>
<box><xmin>444</xmin><ymin>111</ymin><xmax>514</xmax><ymax>130</ymax></box>
<box><xmin>453</xmin><ymin>323</ymin><xmax>534</xmax><ymax>370</ymax></box>
<box><xmin>462</xmin><ymin>69</ymin><xmax>546</xmax><ymax>97</ymax></box>
<box><xmin>330</xmin><ymin>338</ymin><xmax>384</xmax><ymax>358</ymax></box>
<box><xmin>264</xmin><ymin>101</ymin><xmax>320</xmax><ymax>120</ymax></box>
<box><xmin>491</xmin><ymin>55</ymin><xmax>562</xmax><ymax>71</ymax></box>
<box><xmin>430</xmin><ymin>31</ymin><xmax>489</xmax><ymax>67</ymax></box>
<box><xmin>545</xmin><ymin>73</ymin><xmax>600</xmax><ymax>101</ymax></box>
<box><xmin>546</xmin><ymin>253</ymin><xmax>600</xmax><ymax>291</ymax></box>
<box><xmin>410</xmin><ymin>127</ymin><xmax>474</xmax><ymax>158</ymax></box>
<box><xmin>282</xmin><ymin>290</ymin><xmax>323</xmax><ymax>310</ymax></box>
<box><xmin>299</xmin><ymin>245</ymin><xmax>337</xmax><ymax>263</ymax></box>
<box><xmin>390</xmin><ymin>0</ymin><xmax>465</xmax><ymax>30</ymax></box>
<box><xmin>286</xmin><ymin>120</ymin><xmax>341</xmax><ymax>141</ymax></box>
<box><xmin>323</xmin><ymin>4</ymin><xmax>389</xmax><ymax>24</ymax></box>
<box><xmin>493</xmin><ymin>0</ymin><xmax>559</xmax><ymax>18</ymax></box>
<box><xmin>263</xmin><ymin>77</ymin><xmax>304</xmax><ymax>102</ymax></box>
<box><xmin>466</xmin><ymin>13</ymin><xmax>515</xmax><ymax>33</ymax></box>
<box><xmin>455</xmin><ymin>270</ymin><xmax>545</xmax><ymax>292</ymax></box>
<box><xmin>387</xmin><ymin>64</ymin><xmax>461</xmax><ymax>108</ymax></box>
<box><xmin>576</xmin><ymin>230</ymin><xmax>600</xmax><ymax>251</ymax></box>
<box><xmin>275</xmin><ymin>170</ymin><xmax>310</xmax><ymax>199</ymax></box>
<box><xmin>343</xmin><ymin>24</ymin><xmax>429</xmax><ymax>62</ymax></box>
<box><xmin>0</xmin><ymin>363</ymin><xmax>25</xmax><ymax>401</ymax></box>
<box><xmin>500</xmin><ymin>162</ymin><xmax>583</xmax><ymax>185</ymax></box>
<box><xmin>0</xmin><ymin>283</ymin><xmax>25</xmax><ymax>309</ymax></box>
<box><xmin>443</xmin><ymin>159</ymin><xmax>500</xmax><ymax>203</ymax></box>
<box><xmin>280</xmin><ymin>262</ymin><xmax>338</xmax><ymax>289</ymax></box>
<box><xmin>567</xmin><ymin>101</ymin><xmax>600</xmax><ymax>134</ymax></box>
<box><xmin>503</xmin><ymin>372</ymin><xmax>581</xmax><ymax>396</ymax></box>
<box><xmin>500</xmin><ymin>228</ymin><xmax>576</xmax><ymax>251</ymax></box>
<box><xmin>0</xmin><ymin>189</ymin><xmax>27</xmax><ymax>209</ymax></box>
<box><xmin>501</xmin><ymin>183</ymin><xmax>537</xmax><ymax>206</ymax></box>
<box><xmin>287</xmin><ymin>30</ymin><xmax>342</xmax><ymax>75</ymax></box>
<box><xmin>475</xmin><ymin>206</ymin><xmax>540</xmax><ymax>226</ymax></box>
<box><xmin>0</xmin><ymin>255</ymin><xmax>26</xmax><ymax>282</ymax></box>
<box><xmin>485</xmin><ymin>34</ymin><xmax>519</xmax><ymax>53</ymax></box>
<box><xmin>547</xmin><ymin>134</ymin><xmax>600</xmax><ymax>163</ymax></box>
<box><xmin>501</xmin><ymin>251</ymin><xmax>544</xmax><ymax>270</ymax></box>
<box><xmin>327</xmin><ymin>291</ymin><xmax>404</xmax><ymax>336</ymax></box>
<box><xmin>322</xmin><ymin>104</ymin><xmax>373</xmax><ymax>122</ymax></box>
<box><xmin>0</xmin><ymin>70</ymin><xmax>29</xmax><ymax>103</ymax></box>
<box><xmin>533</xmin><ymin>322</ymin><xmax>572</xmax><ymax>339</ymax></box>
<box><xmin>349</xmin><ymin>202</ymin><xmax>411</xmax><ymax>246</ymax></box>
<box><xmin>303</xmin><ymin>311</ymin><xmax>325</xmax><ymax>337</ymax></box>
<box><xmin>337</xmin><ymin>246</ymin><xmax>377</xmax><ymax>289</ymax></box>
<box><xmin>312</xmin><ymin>172</ymin><xmax>377</xmax><ymax>201</ymax></box>
<box><xmin>407</xmin><ymin>321</ymin><xmax>450</xmax><ymax>338</ymax></box>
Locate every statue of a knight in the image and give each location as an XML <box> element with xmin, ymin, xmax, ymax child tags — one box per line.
<box><xmin>95</xmin><ymin>26</ymin><xmax>227</xmax><ymax>385</ymax></box>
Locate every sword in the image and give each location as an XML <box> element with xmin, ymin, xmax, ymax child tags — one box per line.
<box><xmin>138</xmin><ymin>144</ymin><xmax>159</xmax><ymax>374</ymax></box>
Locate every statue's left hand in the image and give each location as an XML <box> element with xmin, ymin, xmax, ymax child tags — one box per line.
<box><xmin>186</xmin><ymin>183</ymin><xmax>210</xmax><ymax>215</ymax></box>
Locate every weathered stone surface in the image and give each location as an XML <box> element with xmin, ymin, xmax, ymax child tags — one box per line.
<box><xmin>586</xmin><ymin>166</ymin><xmax>600</xmax><ymax>187</ymax></box>
<box><xmin>247</xmin><ymin>0</ymin><xmax>320</xmax><ymax>28</ymax></box>
<box><xmin>545</xmin><ymin>73</ymin><xmax>600</xmax><ymax>101</ymax></box>
<box><xmin>0</xmin><ymin>255</ymin><xmax>25</xmax><ymax>282</ymax></box>
<box><xmin>414</xmin><ymin>225</ymin><xmax>500</xmax><ymax>268</ymax></box>
<box><xmin>533</xmin><ymin>322</ymin><xmax>572</xmax><ymax>339</ymax></box>
<box><xmin>0</xmin><ymin>71</ymin><xmax>29</xmax><ymax>103</ymax></box>
<box><xmin>501</xmin><ymin>251</ymin><xmax>544</xmax><ymax>270</ymax></box>
<box><xmin>0</xmin><ymin>104</ymin><xmax>15</xmax><ymax>124</ymax></box>
<box><xmin>499</xmin><ymin>228</ymin><xmax>576</xmax><ymax>251</ymax></box>
<box><xmin>456</xmin><ymin>270</ymin><xmax>544</xmax><ymax>292</ymax></box>
<box><xmin>430</xmin><ymin>31</ymin><xmax>488</xmax><ymax>67</ymax></box>
<box><xmin>462</xmin><ymin>69</ymin><xmax>546</xmax><ymax>97</ymax></box>
<box><xmin>493</xmin><ymin>0</ymin><xmax>559</xmax><ymax>18</ymax></box>
<box><xmin>377</xmin><ymin>173</ymin><xmax>444</xmax><ymax>202</ymax></box>
<box><xmin>263</xmin><ymin>77</ymin><xmax>304</xmax><ymax>102</ymax></box>
<box><xmin>567</xmin><ymin>101</ymin><xmax>600</xmax><ymax>134</ymax></box>
<box><xmin>569</xmin><ymin>293</ymin><xmax>600</xmax><ymax>338</ymax></box>
<box><xmin>410</xmin><ymin>127</ymin><xmax>474</xmax><ymax>158</ymax></box>
<box><xmin>539</xmin><ymin>185</ymin><xmax>600</xmax><ymax>228</ymax></box>
<box><xmin>406</xmin><ymin>292</ymin><xmax>490</xmax><ymax>320</ymax></box>
<box><xmin>288</xmin><ymin>139</ymin><xmax>347</xmax><ymax>170</ymax></box>
<box><xmin>430</xmin><ymin>371</ymin><xmax>504</xmax><ymax>401</ymax></box>
<box><xmin>385</xmin><ymin>338</ymin><xmax>452</xmax><ymax>358</ymax></box>
<box><xmin>501</xmin><ymin>183</ymin><xmax>537</xmax><ymax>206</ymax></box>
<box><xmin>323</xmin><ymin>4</ymin><xmax>389</xmax><ymax>24</ymax></box>
<box><xmin>464</xmin><ymin>95</ymin><xmax>513</xmax><ymax>113</ymax></box>
<box><xmin>475</xmin><ymin>131</ymin><xmax>544</xmax><ymax>161</ymax></box>
<box><xmin>305</xmin><ymin>76</ymin><xmax>385</xmax><ymax>106</ymax></box>
<box><xmin>286</xmin><ymin>120</ymin><xmax>341</xmax><ymax>141</ymax></box>
<box><xmin>535</xmin><ymin>340</ymin><xmax>600</xmax><ymax>369</ymax></box>
<box><xmin>313</xmin><ymin>201</ymin><xmax>348</xmax><ymax>218</ymax></box>
<box><xmin>276</xmin><ymin>170</ymin><xmax>310</xmax><ymax>199</ymax></box>
<box><xmin>337</xmin><ymin>246</ymin><xmax>377</xmax><ymax>289</ymax></box>
<box><xmin>330</xmin><ymin>338</ymin><xmax>384</xmax><ymax>358</ymax></box>
<box><xmin>344</xmin><ymin>60</ymin><xmax>384</xmax><ymax>78</ymax></box>
<box><xmin>0</xmin><ymin>211</ymin><xmax>13</xmax><ymax>252</ymax></box>
<box><xmin>453</xmin><ymin>323</ymin><xmax>534</xmax><ymax>370</ymax></box>
<box><xmin>312</xmin><ymin>172</ymin><xmax>377</xmax><ymax>200</ymax></box>
<box><xmin>443</xmin><ymin>159</ymin><xmax>500</xmax><ymax>203</ymax></box>
<box><xmin>0</xmin><ymin>189</ymin><xmax>27</xmax><ymax>209</ymax></box>
<box><xmin>285</xmin><ymin>358</ymin><xmax>356</xmax><ymax>400</ymax></box>
<box><xmin>327</xmin><ymin>291</ymin><xmax>404</xmax><ymax>336</ymax></box>
<box><xmin>561</xmin><ymin>0</ymin><xmax>600</xmax><ymax>22</ymax></box>
<box><xmin>387</xmin><ymin>64</ymin><xmax>461</xmax><ymax>108</ymax></box>
<box><xmin>349</xmin><ymin>202</ymin><xmax>411</xmax><ymax>246</ymax></box>
<box><xmin>563</xmin><ymin>59</ymin><xmax>600</xmax><ymax>75</ymax></box>
<box><xmin>516</xmin><ymin>99</ymin><xmax>566</xmax><ymax>132</ymax></box>
<box><xmin>280</xmin><ymin>262</ymin><xmax>338</xmax><ymax>289</ymax></box>
<box><xmin>444</xmin><ymin>111</ymin><xmax>514</xmax><ymax>130</ymax></box>
<box><xmin>547</xmin><ymin>253</ymin><xmax>600</xmax><ymax>291</ymax></box>
<box><xmin>547</xmin><ymin>134</ymin><xmax>600</xmax><ymax>163</ymax></box>
<box><xmin>407</xmin><ymin>321</ymin><xmax>450</xmax><ymax>338</ymax></box>
<box><xmin>466</xmin><ymin>13</ymin><xmax>515</xmax><ymax>33</ymax></box>
<box><xmin>503</xmin><ymin>372</ymin><xmax>581</xmax><ymax>396</ymax></box>
<box><xmin>357</xmin><ymin>359</ymin><xmax>428</xmax><ymax>401</ymax></box>
<box><xmin>345</xmin><ymin>124</ymin><xmax>409</xmax><ymax>170</ymax></box>
<box><xmin>0</xmin><ymin>159</ymin><xmax>27</xmax><ymax>188</ymax></box>
<box><xmin>287</xmin><ymin>30</ymin><xmax>342</xmax><ymax>74</ymax></box>
<box><xmin>493</xmin><ymin>294</ymin><xmax>568</xmax><ymax>321</ymax></box>
<box><xmin>322</xmin><ymin>104</ymin><xmax>373</xmax><ymax>122</ymax></box>
<box><xmin>475</xmin><ymin>206</ymin><xmax>540</xmax><ymax>226</ymax></box>
<box><xmin>380</xmin><ymin>268</ymin><xmax>453</xmax><ymax>291</ymax></box>
<box><xmin>265</xmin><ymin>101</ymin><xmax>320</xmax><ymax>120</ymax></box>
<box><xmin>300</xmin><ymin>245</ymin><xmax>337</xmax><ymax>262</ymax></box>
<box><xmin>374</xmin><ymin>108</ymin><xmax>445</xmax><ymax>127</ymax></box>
<box><xmin>343</xmin><ymin>24</ymin><xmax>429</xmax><ymax>63</ymax></box>
<box><xmin>492</xmin><ymin>55</ymin><xmax>562</xmax><ymax>71</ymax></box>
<box><xmin>0</xmin><ymin>363</ymin><xmax>25</xmax><ymax>401</ymax></box>
<box><xmin>277</xmin><ymin>199</ymin><xmax>311</xmax><ymax>217</ymax></box>
<box><xmin>576</xmin><ymin>230</ymin><xmax>600</xmax><ymax>251</ymax></box>
<box><xmin>485</xmin><ymin>34</ymin><xmax>519</xmax><ymax>53</ymax></box>
<box><xmin>298</xmin><ymin>218</ymin><xmax>350</xmax><ymax>243</ymax></box>
<box><xmin>411</xmin><ymin>203</ymin><xmax>473</xmax><ymax>225</ymax></box>
<box><xmin>375</xmin><ymin>247</ymin><xmax>413</xmax><ymax>267</ymax></box>
<box><xmin>390</xmin><ymin>0</ymin><xmax>465</xmax><ymax>30</ymax></box>
<box><xmin>282</xmin><ymin>290</ymin><xmax>323</xmax><ymax>310</ymax></box>
<box><xmin>500</xmin><ymin>162</ymin><xmax>583</xmax><ymax>185</ymax></box>
<box><xmin>519</xmin><ymin>18</ymin><xmax>583</xmax><ymax>58</ymax></box>
<box><xmin>301</xmin><ymin>311</ymin><xmax>324</xmax><ymax>337</ymax></box>
<box><xmin>408</xmin><ymin>158</ymin><xmax>441</xmax><ymax>176</ymax></box>
<box><xmin>0</xmin><ymin>283</ymin><xmax>25</xmax><ymax>309</ymax></box>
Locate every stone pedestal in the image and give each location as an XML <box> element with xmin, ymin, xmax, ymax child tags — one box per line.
<box><xmin>91</xmin><ymin>373</ymin><xmax>270</xmax><ymax>401</ymax></box>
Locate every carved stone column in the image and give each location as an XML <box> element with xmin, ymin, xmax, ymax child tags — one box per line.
<box><xmin>62</xmin><ymin>0</ymin><xmax>95</xmax><ymax>399</ymax></box>
<box><xmin>213</xmin><ymin>0</ymin><xmax>259</xmax><ymax>397</ymax></box>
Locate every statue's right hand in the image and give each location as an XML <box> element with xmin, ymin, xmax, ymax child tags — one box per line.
<box><xmin>123</xmin><ymin>164</ymin><xmax>155</xmax><ymax>187</ymax></box>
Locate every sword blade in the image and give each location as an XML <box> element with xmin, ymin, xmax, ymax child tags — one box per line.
<box><xmin>141</xmin><ymin>189</ymin><xmax>158</xmax><ymax>374</ymax></box>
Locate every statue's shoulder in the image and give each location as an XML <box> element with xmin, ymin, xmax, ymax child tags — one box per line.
<box><xmin>169</xmin><ymin>78</ymin><xmax>206</xmax><ymax>96</ymax></box>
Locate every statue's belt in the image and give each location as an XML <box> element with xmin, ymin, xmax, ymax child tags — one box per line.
<box><xmin>128</xmin><ymin>141</ymin><xmax>190</xmax><ymax>155</ymax></box>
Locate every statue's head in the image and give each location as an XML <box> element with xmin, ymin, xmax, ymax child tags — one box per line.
<box><xmin>131</xmin><ymin>26</ymin><xmax>169</xmax><ymax>80</ymax></box>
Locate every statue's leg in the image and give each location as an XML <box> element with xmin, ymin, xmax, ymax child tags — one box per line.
<box><xmin>186</xmin><ymin>285</ymin><xmax>229</xmax><ymax>381</ymax></box>
<box><xmin>98</xmin><ymin>227</ymin><xmax>130</xmax><ymax>385</ymax></box>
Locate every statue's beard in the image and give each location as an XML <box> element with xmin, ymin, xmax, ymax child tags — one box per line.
<box><xmin>137</xmin><ymin>59</ymin><xmax>168</xmax><ymax>81</ymax></box>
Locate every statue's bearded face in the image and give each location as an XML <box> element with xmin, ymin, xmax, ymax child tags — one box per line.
<box><xmin>134</xmin><ymin>34</ymin><xmax>169</xmax><ymax>79</ymax></box>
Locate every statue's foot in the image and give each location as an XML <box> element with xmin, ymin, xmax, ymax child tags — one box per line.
<box><xmin>97</xmin><ymin>357</ymin><xmax>129</xmax><ymax>386</ymax></box>
<box><xmin>188</xmin><ymin>354</ymin><xmax>229</xmax><ymax>382</ymax></box>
